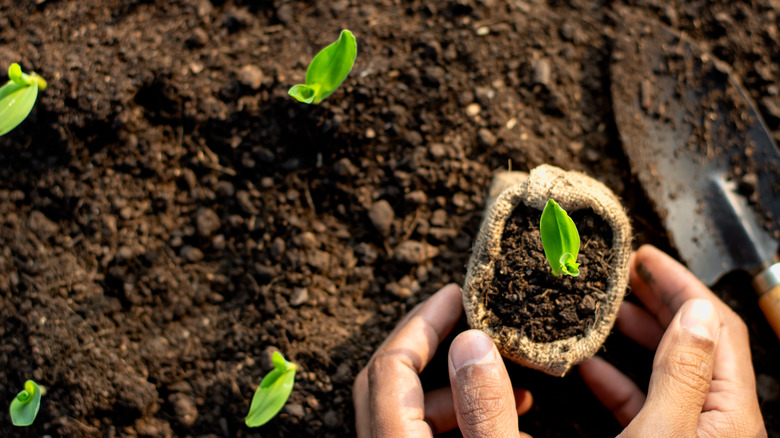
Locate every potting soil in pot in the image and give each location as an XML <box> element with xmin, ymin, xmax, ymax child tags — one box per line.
<box><xmin>484</xmin><ymin>203</ymin><xmax>614</xmax><ymax>343</ymax></box>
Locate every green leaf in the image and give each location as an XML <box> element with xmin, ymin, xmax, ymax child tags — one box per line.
<box><xmin>245</xmin><ymin>351</ymin><xmax>297</xmax><ymax>427</ymax></box>
<box><xmin>0</xmin><ymin>63</ymin><xmax>43</xmax><ymax>136</ymax></box>
<box><xmin>539</xmin><ymin>199</ymin><xmax>581</xmax><ymax>277</ymax></box>
<box><xmin>10</xmin><ymin>380</ymin><xmax>41</xmax><ymax>427</ymax></box>
<box><xmin>288</xmin><ymin>29</ymin><xmax>357</xmax><ymax>104</ymax></box>
<box><xmin>287</xmin><ymin>84</ymin><xmax>318</xmax><ymax>104</ymax></box>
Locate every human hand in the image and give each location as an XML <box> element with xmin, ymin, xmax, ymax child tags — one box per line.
<box><xmin>579</xmin><ymin>245</ymin><xmax>767</xmax><ymax>437</ymax></box>
<box><xmin>353</xmin><ymin>284</ymin><xmax>534</xmax><ymax>437</ymax></box>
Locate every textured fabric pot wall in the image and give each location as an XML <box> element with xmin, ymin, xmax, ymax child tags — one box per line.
<box><xmin>463</xmin><ymin>165</ymin><xmax>632</xmax><ymax>376</ymax></box>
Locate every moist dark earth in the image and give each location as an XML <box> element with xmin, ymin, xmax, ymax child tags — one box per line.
<box><xmin>1</xmin><ymin>0</ymin><xmax>779</xmax><ymax>437</ymax></box>
<box><xmin>485</xmin><ymin>205</ymin><xmax>613</xmax><ymax>343</ymax></box>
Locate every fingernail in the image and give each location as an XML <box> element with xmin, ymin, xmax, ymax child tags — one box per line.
<box><xmin>680</xmin><ymin>299</ymin><xmax>719</xmax><ymax>341</ymax></box>
<box><xmin>450</xmin><ymin>331</ymin><xmax>497</xmax><ymax>370</ymax></box>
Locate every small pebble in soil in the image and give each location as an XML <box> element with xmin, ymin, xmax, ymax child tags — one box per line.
<box><xmin>333</xmin><ymin>362</ymin><xmax>352</xmax><ymax>384</ymax></box>
<box><xmin>115</xmin><ymin>245</ymin><xmax>133</xmax><ymax>264</ymax></box>
<box><xmin>324</xmin><ymin>409</ymin><xmax>341</xmax><ymax>428</ymax></box>
<box><xmin>466</xmin><ymin>103</ymin><xmax>481</xmax><ymax>117</ymax></box>
<box><xmin>215</xmin><ymin>181</ymin><xmax>235</xmax><ymax>197</ymax></box>
<box><xmin>355</xmin><ymin>242</ymin><xmax>379</xmax><ymax>265</ymax></box>
<box><xmin>295</xmin><ymin>231</ymin><xmax>318</xmax><ymax>249</ymax></box>
<box><xmin>431</xmin><ymin>209</ymin><xmax>447</xmax><ymax>227</ymax></box>
<box><xmin>223</xmin><ymin>9</ymin><xmax>252</xmax><ymax>32</ymax></box>
<box><xmin>196</xmin><ymin>207</ymin><xmax>220</xmax><ymax>238</ymax></box>
<box><xmin>738</xmin><ymin>172</ymin><xmax>758</xmax><ymax>196</ymax></box>
<box><xmin>394</xmin><ymin>241</ymin><xmax>439</xmax><ymax>264</ymax></box>
<box><xmin>307</xmin><ymin>249</ymin><xmax>331</xmax><ymax>271</ymax></box>
<box><xmin>260</xmin><ymin>346</ymin><xmax>278</xmax><ymax>370</ymax></box>
<box><xmin>237</xmin><ymin>65</ymin><xmax>264</xmax><ymax>90</ymax></box>
<box><xmin>289</xmin><ymin>288</ymin><xmax>309</xmax><ymax>307</ymax></box>
<box><xmin>578</xmin><ymin>294</ymin><xmax>596</xmax><ymax>313</ymax></box>
<box><xmin>276</xmin><ymin>3</ymin><xmax>293</xmax><ymax>24</ymax></box>
<box><xmin>368</xmin><ymin>200</ymin><xmax>395</xmax><ymax>236</ymax></box>
<box><xmin>388</xmin><ymin>284</ymin><xmax>412</xmax><ymax>299</ymax></box>
<box><xmin>169</xmin><ymin>392</ymin><xmax>198</xmax><ymax>428</ymax></box>
<box><xmin>430</xmin><ymin>143</ymin><xmax>447</xmax><ymax>159</ymax></box>
<box><xmin>180</xmin><ymin>246</ymin><xmax>204</xmax><ymax>263</ymax></box>
<box><xmin>186</xmin><ymin>28</ymin><xmax>208</xmax><ymax>48</ymax></box>
<box><xmin>270</xmin><ymin>237</ymin><xmax>286</xmax><ymax>260</ymax></box>
<box><xmin>532</xmin><ymin>58</ymin><xmax>552</xmax><ymax>89</ymax></box>
<box><xmin>477</xmin><ymin>128</ymin><xmax>497</xmax><ymax>147</ymax></box>
<box><xmin>236</xmin><ymin>190</ymin><xmax>258</xmax><ymax>215</ymax></box>
<box><xmin>255</xmin><ymin>147</ymin><xmax>275</xmax><ymax>164</ymax></box>
<box><xmin>406</xmin><ymin>190</ymin><xmax>427</xmax><ymax>204</ymax></box>
<box><xmin>283</xmin><ymin>403</ymin><xmax>306</xmax><ymax>419</ymax></box>
<box><xmin>334</xmin><ymin>157</ymin><xmax>358</xmax><ymax>177</ymax></box>
<box><xmin>27</xmin><ymin>210</ymin><xmax>59</xmax><ymax>240</ymax></box>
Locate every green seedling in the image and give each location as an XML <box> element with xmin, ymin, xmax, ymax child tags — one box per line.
<box><xmin>0</xmin><ymin>63</ymin><xmax>47</xmax><ymax>136</ymax></box>
<box><xmin>245</xmin><ymin>351</ymin><xmax>297</xmax><ymax>427</ymax></box>
<box><xmin>9</xmin><ymin>380</ymin><xmax>41</xmax><ymax>427</ymax></box>
<box><xmin>540</xmin><ymin>199</ymin><xmax>581</xmax><ymax>277</ymax></box>
<box><xmin>288</xmin><ymin>29</ymin><xmax>357</xmax><ymax>104</ymax></box>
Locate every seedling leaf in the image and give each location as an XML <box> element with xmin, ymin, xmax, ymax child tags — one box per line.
<box><xmin>288</xmin><ymin>84</ymin><xmax>318</xmax><ymax>104</ymax></box>
<box><xmin>289</xmin><ymin>29</ymin><xmax>357</xmax><ymax>104</ymax></box>
<box><xmin>245</xmin><ymin>351</ymin><xmax>297</xmax><ymax>427</ymax></box>
<box><xmin>9</xmin><ymin>380</ymin><xmax>41</xmax><ymax>427</ymax></box>
<box><xmin>0</xmin><ymin>63</ymin><xmax>46</xmax><ymax>136</ymax></box>
<box><xmin>540</xmin><ymin>199</ymin><xmax>581</xmax><ymax>277</ymax></box>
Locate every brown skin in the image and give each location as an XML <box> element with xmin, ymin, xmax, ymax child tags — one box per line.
<box><xmin>579</xmin><ymin>244</ymin><xmax>767</xmax><ymax>438</ymax></box>
<box><xmin>354</xmin><ymin>245</ymin><xmax>766</xmax><ymax>437</ymax></box>
<box><xmin>352</xmin><ymin>284</ymin><xmax>533</xmax><ymax>437</ymax></box>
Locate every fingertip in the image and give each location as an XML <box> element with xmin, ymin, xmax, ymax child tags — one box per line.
<box><xmin>636</xmin><ymin>244</ymin><xmax>662</xmax><ymax>260</ymax></box>
<box><xmin>514</xmin><ymin>387</ymin><xmax>533</xmax><ymax>415</ymax></box>
<box><xmin>440</xmin><ymin>283</ymin><xmax>462</xmax><ymax>293</ymax></box>
<box><xmin>679</xmin><ymin>299</ymin><xmax>720</xmax><ymax>342</ymax></box>
<box><xmin>616</xmin><ymin>301</ymin><xmax>665</xmax><ymax>350</ymax></box>
<box><xmin>449</xmin><ymin>329</ymin><xmax>498</xmax><ymax>370</ymax></box>
<box><xmin>578</xmin><ymin>356</ymin><xmax>645</xmax><ymax>427</ymax></box>
<box><xmin>353</xmin><ymin>367</ymin><xmax>367</xmax><ymax>396</ymax></box>
<box><xmin>448</xmin><ymin>330</ymin><xmax>518</xmax><ymax>437</ymax></box>
<box><xmin>430</xmin><ymin>283</ymin><xmax>463</xmax><ymax>315</ymax></box>
<box><xmin>353</xmin><ymin>368</ymin><xmax>371</xmax><ymax>438</ymax></box>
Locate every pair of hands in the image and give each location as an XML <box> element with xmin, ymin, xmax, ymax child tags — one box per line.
<box><xmin>353</xmin><ymin>245</ymin><xmax>767</xmax><ymax>437</ymax></box>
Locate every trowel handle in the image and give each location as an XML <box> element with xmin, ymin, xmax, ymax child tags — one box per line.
<box><xmin>754</xmin><ymin>263</ymin><xmax>780</xmax><ymax>341</ymax></box>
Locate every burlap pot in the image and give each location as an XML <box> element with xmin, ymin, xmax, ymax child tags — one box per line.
<box><xmin>463</xmin><ymin>165</ymin><xmax>632</xmax><ymax>377</ymax></box>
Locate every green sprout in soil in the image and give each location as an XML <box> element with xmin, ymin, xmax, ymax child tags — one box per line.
<box><xmin>245</xmin><ymin>351</ymin><xmax>297</xmax><ymax>427</ymax></box>
<box><xmin>0</xmin><ymin>63</ymin><xmax>47</xmax><ymax>136</ymax></box>
<box><xmin>9</xmin><ymin>380</ymin><xmax>42</xmax><ymax>427</ymax></box>
<box><xmin>288</xmin><ymin>29</ymin><xmax>357</xmax><ymax>104</ymax></box>
<box><xmin>540</xmin><ymin>199</ymin><xmax>581</xmax><ymax>277</ymax></box>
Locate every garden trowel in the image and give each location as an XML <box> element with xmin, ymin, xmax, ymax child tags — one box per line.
<box><xmin>611</xmin><ymin>19</ymin><xmax>780</xmax><ymax>340</ymax></box>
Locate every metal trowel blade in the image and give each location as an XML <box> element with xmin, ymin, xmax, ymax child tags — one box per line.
<box><xmin>611</xmin><ymin>19</ymin><xmax>780</xmax><ymax>285</ymax></box>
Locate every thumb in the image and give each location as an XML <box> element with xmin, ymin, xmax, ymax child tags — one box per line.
<box><xmin>448</xmin><ymin>330</ymin><xmax>521</xmax><ymax>438</ymax></box>
<box><xmin>628</xmin><ymin>299</ymin><xmax>720</xmax><ymax>436</ymax></box>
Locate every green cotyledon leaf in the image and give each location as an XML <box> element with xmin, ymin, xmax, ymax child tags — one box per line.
<box><xmin>0</xmin><ymin>63</ymin><xmax>47</xmax><ymax>136</ymax></box>
<box><xmin>10</xmin><ymin>380</ymin><xmax>42</xmax><ymax>427</ymax></box>
<box><xmin>245</xmin><ymin>351</ymin><xmax>297</xmax><ymax>427</ymax></box>
<box><xmin>540</xmin><ymin>199</ymin><xmax>581</xmax><ymax>277</ymax></box>
<box><xmin>288</xmin><ymin>30</ymin><xmax>357</xmax><ymax>104</ymax></box>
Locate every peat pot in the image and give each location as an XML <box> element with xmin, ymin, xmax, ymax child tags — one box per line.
<box><xmin>463</xmin><ymin>165</ymin><xmax>632</xmax><ymax>376</ymax></box>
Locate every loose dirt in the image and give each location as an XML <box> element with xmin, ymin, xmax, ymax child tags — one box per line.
<box><xmin>485</xmin><ymin>205</ymin><xmax>613</xmax><ymax>343</ymax></box>
<box><xmin>1</xmin><ymin>0</ymin><xmax>778</xmax><ymax>437</ymax></box>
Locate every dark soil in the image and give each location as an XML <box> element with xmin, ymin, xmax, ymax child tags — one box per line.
<box><xmin>485</xmin><ymin>204</ymin><xmax>613</xmax><ymax>343</ymax></box>
<box><xmin>1</xmin><ymin>0</ymin><xmax>779</xmax><ymax>437</ymax></box>
<box><xmin>611</xmin><ymin>16</ymin><xmax>780</xmax><ymax>278</ymax></box>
